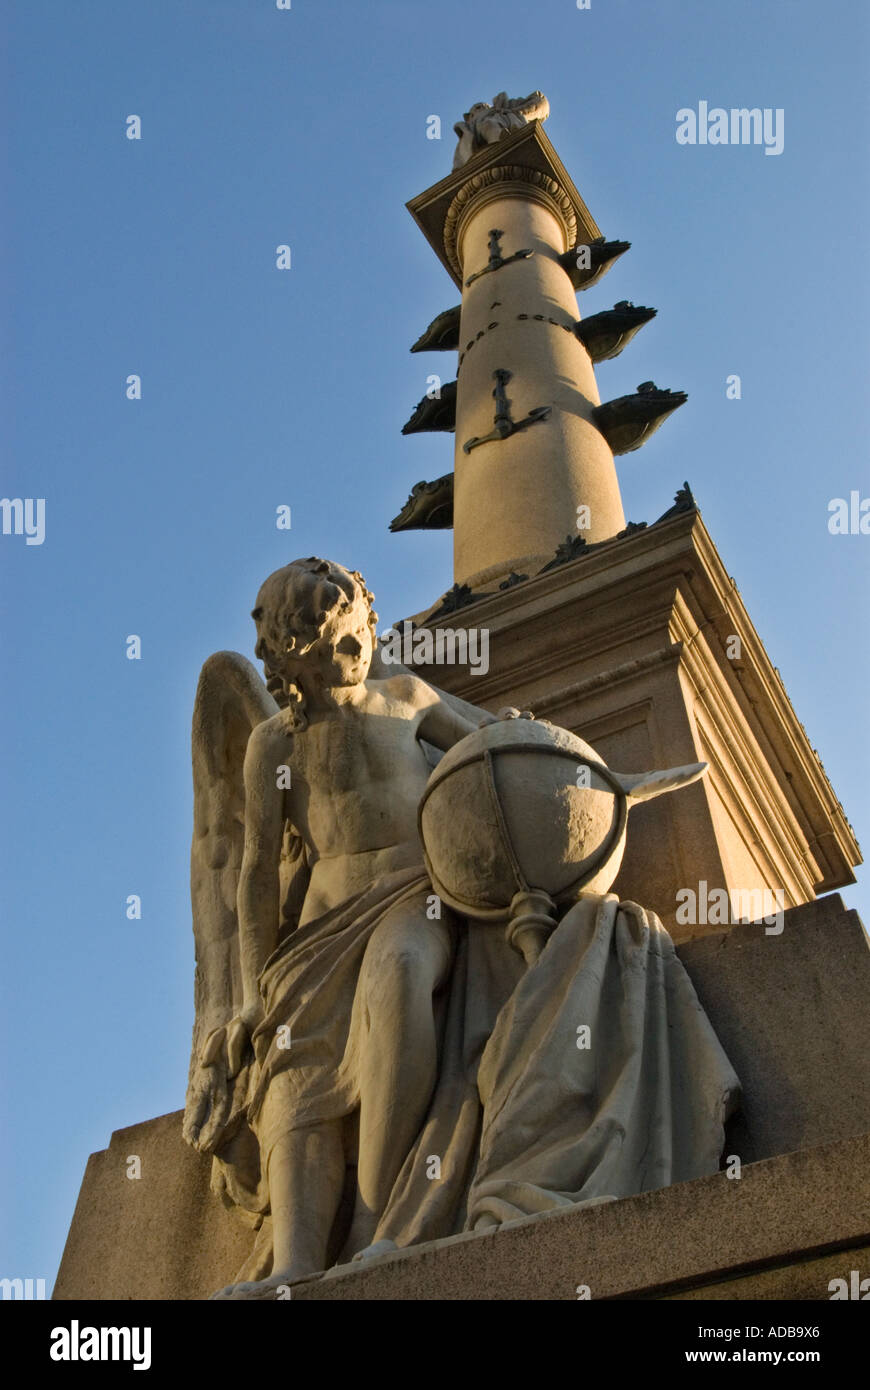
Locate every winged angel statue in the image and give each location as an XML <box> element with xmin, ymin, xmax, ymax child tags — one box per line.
<box><xmin>184</xmin><ymin>556</ymin><xmax>740</xmax><ymax>1298</ymax></box>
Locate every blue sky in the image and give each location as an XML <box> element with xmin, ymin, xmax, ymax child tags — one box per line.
<box><xmin>2</xmin><ymin>0</ymin><xmax>868</xmax><ymax>1289</ymax></box>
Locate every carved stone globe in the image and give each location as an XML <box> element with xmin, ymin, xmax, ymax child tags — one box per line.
<box><xmin>419</xmin><ymin>718</ymin><xmax>628</xmax><ymax>917</ymax></box>
<box><xmin>419</xmin><ymin>715</ymin><xmax>706</xmax><ymax>964</ymax></box>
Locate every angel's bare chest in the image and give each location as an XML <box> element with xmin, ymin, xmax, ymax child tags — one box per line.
<box><xmin>293</xmin><ymin>703</ymin><xmax>425</xmax><ymax>794</ymax></box>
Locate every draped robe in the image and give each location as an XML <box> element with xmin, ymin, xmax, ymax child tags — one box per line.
<box><xmin>209</xmin><ymin>867</ymin><xmax>740</xmax><ymax>1280</ymax></box>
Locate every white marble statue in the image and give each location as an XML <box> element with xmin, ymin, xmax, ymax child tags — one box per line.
<box><xmin>183</xmin><ymin>557</ymin><xmax>740</xmax><ymax>1298</ymax></box>
<box><xmin>452</xmin><ymin>90</ymin><xmax>550</xmax><ymax>169</ymax></box>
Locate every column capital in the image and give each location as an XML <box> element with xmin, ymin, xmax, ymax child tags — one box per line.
<box><xmin>407</xmin><ymin>121</ymin><xmax>601</xmax><ymax>288</ymax></box>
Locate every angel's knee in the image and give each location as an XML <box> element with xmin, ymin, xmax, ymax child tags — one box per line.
<box><xmin>363</xmin><ymin>912</ymin><xmax>453</xmax><ymax>1008</ymax></box>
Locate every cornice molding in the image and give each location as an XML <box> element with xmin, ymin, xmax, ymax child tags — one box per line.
<box><xmin>671</xmin><ymin>594</ymin><xmax>820</xmax><ymax>897</ymax></box>
<box><xmin>693</xmin><ymin>708</ymin><xmax>817</xmax><ymax>903</ymax></box>
<box><xmin>672</xmin><ymin>525</ymin><xmax>860</xmax><ymax>882</ymax></box>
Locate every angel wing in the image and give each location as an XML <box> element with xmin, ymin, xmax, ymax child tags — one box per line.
<box><xmin>183</xmin><ymin>650</ymin><xmax>309</xmax><ymax>1164</ymax></box>
<box><xmin>496</xmin><ymin>90</ymin><xmax>550</xmax><ymax>123</ymax></box>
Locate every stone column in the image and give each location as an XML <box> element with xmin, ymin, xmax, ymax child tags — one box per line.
<box><xmin>451</xmin><ymin>179</ymin><xmax>625</xmax><ymax>589</ymax></box>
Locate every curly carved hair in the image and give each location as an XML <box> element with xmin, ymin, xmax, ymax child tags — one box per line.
<box><xmin>251</xmin><ymin>557</ymin><xmax>377</xmax><ymax>727</ymax></box>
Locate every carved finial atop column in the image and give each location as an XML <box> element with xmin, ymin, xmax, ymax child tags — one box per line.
<box><xmin>452</xmin><ymin>91</ymin><xmax>550</xmax><ymax>170</ymax></box>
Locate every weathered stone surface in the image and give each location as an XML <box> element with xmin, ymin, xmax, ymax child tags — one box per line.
<box><xmin>419</xmin><ymin>713</ymin><xmax>706</xmax><ymax>922</ymax></box>
<box><xmin>285</xmin><ymin>1131</ymin><xmax>870</xmax><ymax>1300</ymax></box>
<box><xmin>680</xmin><ymin>896</ymin><xmax>870</xmax><ymax>1164</ymax></box>
<box><xmin>662</xmin><ymin>1245</ymin><xmax>870</xmax><ymax>1301</ymax></box>
<box><xmin>52</xmin><ymin>1111</ymin><xmax>256</xmax><ymax>1301</ymax></box>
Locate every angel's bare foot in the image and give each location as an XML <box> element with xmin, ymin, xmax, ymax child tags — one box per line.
<box><xmin>351</xmin><ymin>1238</ymin><xmax>398</xmax><ymax>1263</ymax></box>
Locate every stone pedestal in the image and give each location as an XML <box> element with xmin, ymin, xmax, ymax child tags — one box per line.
<box><xmin>288</xmin><ymin>1133</ymin><xmax>870</xmax><ymax>1301</ymax></box>
<box><xmin>53</xmin><ymin>896</ymin><xmax>870</xmax><ymax>1300</ymax></box>
<box><xmin>410</xmin><ymin>506</ymin><xmax>859</xmax><ymax>938</ymax></box>
<box><xmin>52</xmin><ymin>1111</ymin><xmax>257</xmax><ymax>1302</ymax></box>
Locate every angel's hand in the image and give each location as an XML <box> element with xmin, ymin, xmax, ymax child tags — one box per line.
<box><xmin>201</xmin><ymin>1005</ymin><xmax>261</xmax><ymax>1079</ymax></box>
<box><xmin>226</xmin><ymin>1016</ymin><xmax>253</xmax><ymax>1078</ymax></box>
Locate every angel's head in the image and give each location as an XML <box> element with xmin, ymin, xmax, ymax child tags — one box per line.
<box><xmin>252</xmin><ymin>558</ymin><xmax>378</xmax><ymax>722</ymax></box>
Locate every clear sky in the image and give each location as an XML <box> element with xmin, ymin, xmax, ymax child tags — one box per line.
<box><xmin>2</xmin><ymin>0</ymin><xmax>868</xmax><ymax>1290</ymax></box>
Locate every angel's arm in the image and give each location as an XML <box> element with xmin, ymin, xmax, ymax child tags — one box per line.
<box><xmin>414</xmin><ymin>678</ymin><xmax>496</xmax><ymax>751</ymax></box>
<box><xmin>237</xmin><ymin>719</ymin><xmax>290</xmax><ymax>1026</ymax></box>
